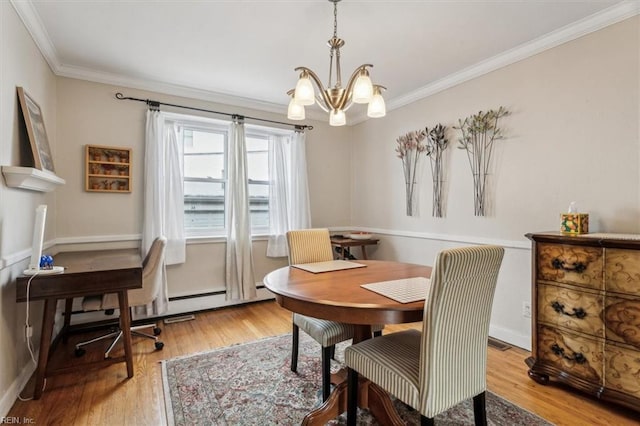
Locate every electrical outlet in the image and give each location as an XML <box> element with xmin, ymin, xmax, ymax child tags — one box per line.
<box><xmin>522</xmin><ymin>302</ymin><xmax>531</xmax><ymax>318</ymax></box>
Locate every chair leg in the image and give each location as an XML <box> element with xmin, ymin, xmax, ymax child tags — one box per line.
<box><xmin>321</xmin><ymin>345</ymin><xmax>332</xmax><ymax>401</ymax></box>
<box><xmin>473</xmin><ymin>391</ymin><xmax>487</xmax><ymax>426</ymax></box>
<box><xmin>291</xmin><ymin>323</ymin><xmax>299</xmax><ymax>372</ymax></box>
<box><xmin>329</xmin><ymin>344</ymin><xmax>336</xmax><ymax>360</ymax></box>
<box><xmin>347</xmin><ymin>368</ymin><xmax>358</xmax><ymax>426</ymax></box>
<box><xmin>421</xmin><ymin>416</ymin><xmax>435</xmax><ymax>426</ymax></box>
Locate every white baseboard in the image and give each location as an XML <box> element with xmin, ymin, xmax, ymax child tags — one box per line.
<box><xmin>0</xmin><ymin>355</ymin><xmax>38</xmax><ymax>418</ymax></box>
<box><xmin>489</xmin><ymin>324</ymin><xmax>531</xmax><ymax>351</ymax></box>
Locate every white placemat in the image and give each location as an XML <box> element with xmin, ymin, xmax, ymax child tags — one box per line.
<box><xmin>292</xmin><ymin>260</ymin><xmax>366</xmax><ymax>274</ymax></box>
<box><xmin>361</xmin><ymin>277</ymin><xmax>430</xmax><ymax>303</ymax></box>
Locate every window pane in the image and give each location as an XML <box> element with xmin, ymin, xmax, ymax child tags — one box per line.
<box><xmin>184</xmin><ymin>154</ymin><xmax>224</xmax><ymax>179</ymax></box>
<box><xmin>246</xmin><ymin>136</ymin><xmax>268</xmax><ymax>182</ymax></box>
<box><xmin>182</xmin><ymin>127</ymin><xmax>226</xmax><ymax>233</ymax></box>
<box><xmin>249</xmin><ymin>182</ymin><xmax>269</xmax><ymax>229</ymax></box>
<box><xmin>184</xmin><ymin>182</ymin><xmax>225</xmax><ymax>230</ymax></box>
<box><xmin>184</xmin><ymin>129</ymin><xmax>224</xmax><ymax>154</ymax></box>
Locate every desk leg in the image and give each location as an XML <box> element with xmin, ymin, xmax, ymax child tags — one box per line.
<box><xmin>34</xmin><ymin>299</ymin><xmax>56</xmax><ymax>399</ymax></box>
<box><xmin>117</xmin><ymin>291</ymin><xmax>134</xmax><ymax>378</ymax></box>
<box><xmin>302</xmin><ymin>325</ymin><xmax>404</xmax><ymax>425</ymax></box>
<box><xmin>62</xmin><ymin>298</ymin><xmax>73</xmax><ymax>343</ymax></box>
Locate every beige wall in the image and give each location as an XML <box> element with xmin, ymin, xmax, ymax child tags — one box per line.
<box><xmin>350</xmin><ymin>16</ymin><xmax>640</xmax><ymax>347</ymax></box>
<box><xmin>2</xmin><ymin>3</ymin><xmax>638</xmax><ymax>416</ymax></box>
<box><xmin>0</xmin><ymin>2</ymin><xmax>59</xmax><ymax>415</ymax></box>
<box><xmin>54</xmin><ymin>78</ymin><xmax>353</xmax><ymax>296</ymax></box>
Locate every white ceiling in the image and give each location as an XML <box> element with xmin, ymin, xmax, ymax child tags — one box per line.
<box><xmin>13</xmin><ymin>1</ymin><xmax>638</xmax><ymax>121</ymax></box>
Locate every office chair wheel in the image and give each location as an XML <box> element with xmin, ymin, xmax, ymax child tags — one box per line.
<box><xmin>155</xmin><ymin>341</ymin><xmax>164</xmax><ymax>350</ymax></box>
<box><xmin>153</xmin><ymin>327</ymin><xmax>162</xmax><ymax>336</ymax></box>
<box><xmin>75</xmin><ymin>347</ymin><xmax>86</xmax><ymax>357</ymax></box>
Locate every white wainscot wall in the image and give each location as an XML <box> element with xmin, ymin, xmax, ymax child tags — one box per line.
<box><xmin>363</xmin><ymin>229</ymin><xmax>532</xmax><ymax>350</ymax></box>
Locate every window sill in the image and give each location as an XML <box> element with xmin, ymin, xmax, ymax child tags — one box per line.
<box><xmin>186</xmin><ymin>233</ymin><xmax>270</xmax><ymax>244</ymax></box>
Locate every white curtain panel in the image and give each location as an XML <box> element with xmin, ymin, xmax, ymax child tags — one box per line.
<box><xmin>139</xmin><ymin>110</ymin><xmax>186</xmax><ymax>317</ymax></box>
<box><xmin>288</xmin><ymin>131</ymin><xmax>311</xmax><ymax>230</ymax></box>
<box><xmin>266</xmin><ymin>130</ymin><xmax>311</xmax><ymax>257</ymax></box>
<box><xmin>225</xmin><ymin>119</ymin><xmax>257</xmax><ymax>301</ymax></box>
<box><xmin>266</xmin><ymin>135</ymin><xmax>289</xmax><ymax>257</ymax></box>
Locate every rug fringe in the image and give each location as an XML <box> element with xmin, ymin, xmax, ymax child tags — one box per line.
<box><xmin>161</xmin><ymin>361</ymin><xmax>175</xmax><ymax>426</ymax></box>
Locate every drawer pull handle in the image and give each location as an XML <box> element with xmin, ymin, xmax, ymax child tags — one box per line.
<box><xmin>550</xmin><ymin>301</ymin><xmax>587</xmax><ymax>319</ymax></box>
<box><xmin>551</xmin><ymin>343</ymin><xmax>587</xmax><ymax>364</ymax></box>
<box><xmin>551</xmin><ymin>258</ymin><xmax>587</xmax><ymax>273</ymax></box>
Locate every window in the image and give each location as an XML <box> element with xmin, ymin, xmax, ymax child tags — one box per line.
<box><xmin>174</xmin><ymin>115</ymin><xmax>286</xmax><ymax>237</ymax></box>
<box><xmin>182</xmin><ymin>124</ymin><xmax>227</xmax><ymax>235</ymax></box>
<box><xmin>245</xmin><ymin>132</ymin><xmax>269</xmax><ymax>230</ymax></box>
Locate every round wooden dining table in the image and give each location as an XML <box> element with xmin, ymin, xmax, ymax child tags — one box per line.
<box><xmin>263</xmin><ymin>260</ymin><xmax>432</xmax><ymax>426</ymax></box>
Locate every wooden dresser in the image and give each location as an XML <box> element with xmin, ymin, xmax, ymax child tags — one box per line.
<box><xmin>526</xmin><ymin>232</ymin><xmax>640</xmax><ymax>412</ymax></box>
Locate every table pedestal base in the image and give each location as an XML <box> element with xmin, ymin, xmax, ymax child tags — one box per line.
<box><xmin>302</xmin><ymin>371</ymin><xmax>404</xmax><ymax>425</ymax></box>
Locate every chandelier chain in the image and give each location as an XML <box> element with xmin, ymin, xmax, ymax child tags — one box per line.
<box><xmin>333</xmin><ymin>1</ymin><xmax>338</xmax><ymax>38</ymax></box>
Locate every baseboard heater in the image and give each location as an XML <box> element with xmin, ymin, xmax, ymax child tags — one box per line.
<box><xmin>163</xmin><ymin>314</ymin><xmax>196</xmax><ymax>324</ymax></box>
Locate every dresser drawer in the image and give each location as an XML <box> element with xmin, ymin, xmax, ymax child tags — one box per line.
<box><xmin>604</xmin><ymin>295</ymin><xmax>640</xmax><ymax>349</ymax></box>
<box><xmin>605</xmin><ymin>248</ymin><xmax>640</xmax><ymax>297</ymax></box>
<box><xmin>537</xmin><ymin>325</ymin><xmax>604</xmax><ymax>385</ymax></box>
<box><xmin>537</xmin><ymin>243</ymin><xmax>603</xmax><ymax>290</ymax></box>
<box><xmin>605</xmin><ymin>341</ymin><xmax>640</xmax><ymax>398</ymax></box>
<box><xmin>538</xmin><ymin>283</ymin><xmax>604</xmax><ymax>338</ymax></box>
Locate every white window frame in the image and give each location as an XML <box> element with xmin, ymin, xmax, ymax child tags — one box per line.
<box><xmin>166</xmin><ymin>112</ymin><xmax>291</xmax><ymax>239</ymax></box>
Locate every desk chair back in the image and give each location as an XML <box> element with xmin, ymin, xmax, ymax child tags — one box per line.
<box><xmin>286</xmin><ymin>228</ymin><xmax>334</xmax><ymax>264</ymax></box>
<box><xmin>102</xmin><ymin>236</ymin><xmax>167</xmax><ymax>309</ymax></box>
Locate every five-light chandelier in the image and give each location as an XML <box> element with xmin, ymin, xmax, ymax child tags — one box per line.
<box><xmin>287</xmin><ymin>0</ymin><xmax>386</xmax><ymax>126</ymax></box>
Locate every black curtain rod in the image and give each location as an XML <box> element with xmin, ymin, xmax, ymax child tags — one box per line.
<box><xmin>114</xmin><ymin>92</ymin><xmax>313</xmax><ymax>131</ymax></box>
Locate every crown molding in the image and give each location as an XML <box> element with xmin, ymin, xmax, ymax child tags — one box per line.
<box><xmin>12</xmin><ymin>0</ymin><xmax>639</xmax><ymax>126</ymax></box>
<box><xmin>56</xmin><ymin>63</ymin><xmax>330</xmax><ymax>121</ymax></box>
<box><xmin>10</xmin><ymin>0</ymin><xmax>61</xmax><ymax>73</ymax></box>
<box><xmin>351</xmin><ymin>0</ymin><xmax>639</xmax><ymax>125</ymax></box>
<box><xmin>55</xmin><ymin>62</ymin><xmax>297</xmax><ymax>117</ymax></box>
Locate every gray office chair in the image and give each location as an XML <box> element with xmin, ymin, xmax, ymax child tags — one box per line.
<box><xmin>75</xmin><ymin>236</ymin><xmax>167</xmax><ymax>358</ymax></box>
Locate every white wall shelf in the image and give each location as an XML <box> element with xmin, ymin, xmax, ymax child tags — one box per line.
<box><xmin>1</xmin><ymin>166</ymin><xmax>65</xmax><ymax>192</ymax></box>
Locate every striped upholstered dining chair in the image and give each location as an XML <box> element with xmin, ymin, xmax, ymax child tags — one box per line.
<box><xmin>286</xmin><ymin>228</ymin><xmax>384</xmax><ymax>401</ymax></box>
<box><xmin>345</xmin><ymin>245</ymin><xmax>505</xmax><ymax>426</ymax></box>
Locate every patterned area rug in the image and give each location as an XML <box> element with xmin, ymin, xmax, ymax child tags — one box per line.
<box><xmin>162</xmin><ymin>334</ymin><xmax>552</xmax><ymax>425</ymax></box>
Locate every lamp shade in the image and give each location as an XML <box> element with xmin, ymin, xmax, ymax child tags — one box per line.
<box><xmin>352</xmin><ymin>72</ymin><xmax>373</xmax><ymax>104</ymax></box>
<box><xmin>329</xmin><ymin>109</ymin><xmax>346</xmax><ymax>126</ymax></box>
<box><xmin>287</xmin><ymin>98</ymin><xmax>305</xmax><ymax>120</ymax></box>
<box><xmin>294</xmin><ymin>74</ymin><xmax>315</xmax><ymax>106</ymax></box>
<box><xmin>367</xmin><ymin>87</ymin><xmax>386</xmax><ymax>118</ymax></box>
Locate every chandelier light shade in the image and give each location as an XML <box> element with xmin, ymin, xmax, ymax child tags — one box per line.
<box><xmin>287</xmin><ymin>92</ymin><xmax>306</xmax><ymax>120</ymax></box>
<box><xmin>367</xmin><ymin>85</ymin><xmax>387</xmax><ymax>118</ymax></box>
<box><xmin>294</xmin><ymin>72</ymin><xmax>315</xmax><ymax>106</ymax></box>
<box><xmin>287</xmin><ymin>0</ymin><xmax>386</xmax><ymax>126</ymax></box>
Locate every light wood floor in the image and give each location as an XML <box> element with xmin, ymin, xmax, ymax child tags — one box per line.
<box><xmin>8</xmin><ymin>301</ymin><xmax>640</xmax><ymax>425</ymax></box>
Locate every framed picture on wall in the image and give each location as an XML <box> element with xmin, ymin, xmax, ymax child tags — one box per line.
<box><xmin>17</xmin><ymin>86</ymin><xmax>56</xmax><ymax>173</ymax></box>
